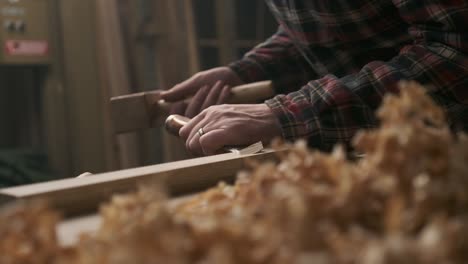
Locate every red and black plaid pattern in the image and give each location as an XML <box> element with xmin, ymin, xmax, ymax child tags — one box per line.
<box><xmin>229</xmin><ymin>0</ymin><xmax>468</xmax><ymax>150</ymax></box>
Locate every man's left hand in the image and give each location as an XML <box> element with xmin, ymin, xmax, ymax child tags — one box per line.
<box><xmin>179</xmin><ymin>104</ymin><xmax>282</xmax><ymax>156</ymax></box>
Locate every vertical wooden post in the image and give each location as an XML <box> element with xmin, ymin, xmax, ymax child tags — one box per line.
<box><xmin>215</xmin><ymin>0</ymin><xmax>237</xmax><ymax>65</ymax></box>
<box><xmin>42</xmin><ymin>0</ymin><xmax>73</xmax><ymax>177</ymax></box>
<box><xmin>114</xmin><ymin>0</ymin><xmax>199</xmax><ymax>164</ymax></box>
<box><xmin>56</xmin><ymin>0</ymin><xmax>118</xmax><ymax>174</ymax></box>
<box><xmin>146</xmin><ymin>0</ymin><xmax>200</xmax><ymax>162</ymax></box>
<box><xmin>184</xmin><ymin>0</ymin><xmax>200</xmax><ymax>75</ymax></box>
<box><xmin>96</xmin><ymin>0</ymin><xmax>142</xmax><ymax>169</ymax></box>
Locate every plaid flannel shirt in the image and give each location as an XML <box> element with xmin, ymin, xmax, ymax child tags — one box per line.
<box><xmin>229</xmin><ymin>0</ymin><xmax>468</xmax><ymax>150</ymax></box>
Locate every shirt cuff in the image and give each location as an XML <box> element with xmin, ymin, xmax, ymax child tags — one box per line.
<box><xmin>265</xmin><ymin>94</ymin><xmax>330</xmax><ymax>150</ymax></box>
<box><xmin>265</xmin><ymin>95</ymin><xmax>306</xmax><ymax>141</ymax></box>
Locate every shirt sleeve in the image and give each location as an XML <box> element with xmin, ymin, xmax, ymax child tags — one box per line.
<box><xmin>229</xmin><ymin>26</ymin><xmax>318</xmax><ymax>95</ymax></box>
<box><xmin>265</xmin><ymin>42</ymin><xmax>468</xmax><ymax>151</ymax></box>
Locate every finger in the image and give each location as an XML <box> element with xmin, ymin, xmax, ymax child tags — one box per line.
<box><xmin>200</xmin><ymin>122</ymin><xmax>257</xmax><ymax>155</ymax></box>
<box><xmin>185</xmin><ymin>116</ymin><xmax>211</xmax><ymax>147</ymax></box>
<box><xmin>187</xmin><ymin>129</ymin><xmax>206</xmax><ymax>156</ymax></box>
<box><xmin>169</xmin><ymin>101</ymin><xmax>188</xmax><ymax>115</ymax></box>
<box><xmin>185</xmin><ymin>118</ymin><xmax>212</xmax><ymax>156</ymax></box>
<box><xmin>160</xmin><ymin>77</ymin><xmax>198</xmax><ymax>102</ymax></box>
<box><xmin>185</xmin><ymin>85</ymin><xmax>209</xmax><ymax>118</ymax></box>
<box><xmin>179</xmin><ymin>111</ymin><xmax>207</xmax><ymax>140</ymax></box>
<box><xmin>198</xmin><ymin>128</ymin><xmax>231</xmax><ymax>156</ymax></box>
<box><xmin>201</xmin><ymin>81</ymin><xmax>224</xmax><ymax>110</ymax></box>
<box><xmin>217</xmin><ymin>85</ymin><xmax>232</xmax><ymax>104</ymax></box>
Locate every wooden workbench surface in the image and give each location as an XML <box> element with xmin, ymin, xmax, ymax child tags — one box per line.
<box><xmin>0</xmin><ymin>149</ymin><xmax>282</xmax><ymax>217</ymax></box>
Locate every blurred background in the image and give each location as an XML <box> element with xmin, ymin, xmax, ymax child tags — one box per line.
<box><xmin>0</xmin><ymin>0</ymin><xmax>277</xmax><ymax>187</ymax></box>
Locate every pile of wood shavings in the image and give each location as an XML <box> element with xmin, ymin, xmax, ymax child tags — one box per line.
<box><xmin>1</xmin><ymin>82</ymin><xmax>468</xmax><ymax>264</ymax></box>
<box><xmin>0</xmin><ymin>201</ymin><xmax>59</xmax><ymax>264</ymax></box>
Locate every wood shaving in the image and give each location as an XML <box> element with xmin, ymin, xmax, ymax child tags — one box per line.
<box><xmin>1</xmin><ymin>82</ymin><xmax>468</xmax><ymax>263</ymax></box>
<box><xmin>0</xmin><ymin>201</ymin><xmax>59</xmax><ymax>264</ymax></box>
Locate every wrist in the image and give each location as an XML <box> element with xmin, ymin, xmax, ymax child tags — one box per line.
<box><xmin>258</xmin><ymin>104</ymin><xmax>283</xmax><ymax>141</ymax></box>
<box><xmin>227</xmin><ymin>60</ymin><xmax>269</xmax><ymax>85</ymax></box>
<box><xmin>219</xmin><ymin>66</ymin><xmax>244</xmax><ymax>87</ymax></box>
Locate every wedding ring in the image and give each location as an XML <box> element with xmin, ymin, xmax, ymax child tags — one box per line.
<box><xmin>198</xmin><ymin>127</ymin><xmax>205</xmax><ymax>137</ymax></box>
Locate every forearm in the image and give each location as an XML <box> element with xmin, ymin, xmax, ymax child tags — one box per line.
<box><xmin>266</xmin><ymin>43</ymin><xmax>468</xmax><ymax>150</ymax></box>
<box><xmin>229</xmin><ymin>26</ymin><xmax>318</xmax><ymax>95</ymax></box>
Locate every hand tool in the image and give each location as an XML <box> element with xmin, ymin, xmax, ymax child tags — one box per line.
<box><xmin>111</xmin><ymin>80</ymin><xmax>274</xmax><ymax>134</ymax></box>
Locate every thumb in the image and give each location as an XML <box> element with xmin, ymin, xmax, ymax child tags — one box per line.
<box><xmin>161</xmin><ymin>78</ymin><xmax>200</xmax><ymax>102</ymax></box>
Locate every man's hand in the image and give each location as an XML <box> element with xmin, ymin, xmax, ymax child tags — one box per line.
<box><xmin>179</xmin><ymin>104</ymin><xmax>282</xmax><ymax>156</ymax></box>
<box><xmin>161</xmin><ymin>67</ymin><xmax>244</xmax><ymax>118</ymax></box>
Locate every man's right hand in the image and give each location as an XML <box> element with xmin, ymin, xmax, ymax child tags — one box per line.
<box><xmin>160</xmin><ymin>67</ymin><xmax>244</xmax><ymax>118</ymax></box>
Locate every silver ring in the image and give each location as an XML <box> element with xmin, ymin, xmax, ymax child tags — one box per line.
<box><xmin>197</xmin><ymin>127</ymin><xmax>205</xmax><ymax>137</ymax></box>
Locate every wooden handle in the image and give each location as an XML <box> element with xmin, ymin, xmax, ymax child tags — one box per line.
<box><xmin>165</xmin><ymin>115</ymin><xmax>190</xmax><ymax>136</ymax></box>
<box><xmin>159</xmin><ymin>80</ymin><xmax>274</xmax><ymax>112</ymax></box>
<box><xmin>228</xmin><ymin>80</ymin><xmax>274</xmax><ymax>104</ymax></box>
<box><xmin>163</xmin><ymin>81</ymin><xmax>274</xmax><ymax>137</ymax></box>
<box><xmin>111</xmin><ymin>81</ymin><xmax>275</xmax><ymax>134</ymax></box>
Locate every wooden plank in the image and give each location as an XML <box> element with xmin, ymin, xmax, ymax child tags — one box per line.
<box><xmin>0</xmin><ymin>149</ymin><xmax>281</xmax><ymax>217</ymax></box>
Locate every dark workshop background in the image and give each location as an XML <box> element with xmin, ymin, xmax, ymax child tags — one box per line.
<box><xmin>0</xmin><ymin>0</ymin><xmax>277</xmax><ymax>187</ymax></box>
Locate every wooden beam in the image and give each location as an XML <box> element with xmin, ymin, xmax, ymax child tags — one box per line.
<box><xmin>0</xmin><ymin>149</ymin><xmax>282</xmax><ymax>217</ymax></box>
